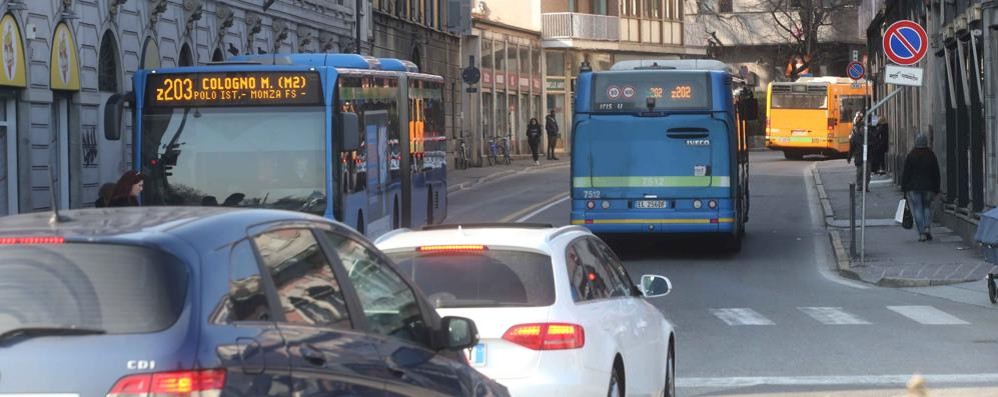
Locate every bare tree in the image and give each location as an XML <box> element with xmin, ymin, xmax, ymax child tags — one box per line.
<box><xmin>764</xmin><ymin>0</ymin><xmax>833</xmax><ymax>80</ymax></box>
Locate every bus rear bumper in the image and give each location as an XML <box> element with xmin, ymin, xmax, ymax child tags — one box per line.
<box><xmin>570</xmin><ymin>210</ymin><xmax>737</xmax><ymax>234</ymax></box>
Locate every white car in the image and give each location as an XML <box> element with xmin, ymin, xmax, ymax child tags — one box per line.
<box><xmin>376</xmin><ymin>223</ymin><xmax>676</xmax><ymax>397</ymax></box>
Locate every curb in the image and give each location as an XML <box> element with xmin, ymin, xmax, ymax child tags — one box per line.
<box><xmin>446</xmin><ymin>161</ymin><xmax>569</xmax><ymax>194</ymax></box>
<box><xmin>810</xmin><ymin>164</ymin><xmax>836</xmax><ymax>226</ymax></box>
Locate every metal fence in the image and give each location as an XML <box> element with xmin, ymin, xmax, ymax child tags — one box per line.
<box><xmin>541</xmin><ymin>13</ymin><xmax>619</xmax><ymax>41</ymax></box>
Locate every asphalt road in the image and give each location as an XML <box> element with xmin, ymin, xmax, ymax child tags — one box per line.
<box><xmin>445</xmin><ymin>151</ymin><xmax>998</xmax><ymax>396</ymax></box>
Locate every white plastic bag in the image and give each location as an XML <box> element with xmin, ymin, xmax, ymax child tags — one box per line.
<box><xmin>894</xmin><ymin>199</ymin><xmax>907</xmax><ymax>224</ymax></box>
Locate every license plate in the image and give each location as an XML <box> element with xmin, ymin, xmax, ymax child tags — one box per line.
<box><xmin>465</xmin><ymin>343</ymin><xmax>486</xmax><ymax>367</ymax></box>
<box><xmin>791</xmin><ymin>130</ymin><xmax>808</xmax><ymax>136</ymax></box>
<box><xmin>635</xmin><ymin>200</ymin><xmax>668</xmax><ymax>209</ymax></box>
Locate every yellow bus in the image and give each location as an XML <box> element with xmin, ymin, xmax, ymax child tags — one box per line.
<box><xmin>765</xmin><ymin>77</ymin><xmax>870</xmax><ymax>160</ymax></box>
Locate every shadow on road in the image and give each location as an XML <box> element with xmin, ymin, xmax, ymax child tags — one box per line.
<box><xmin>600</xmin><ymin>234</ymin><xmax>745</xmax><ymax>261</ymax></box>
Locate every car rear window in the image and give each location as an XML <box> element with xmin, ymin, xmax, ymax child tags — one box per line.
<box><xmin>386</xmin><ymin>249</ymin><xmax>555</xmax><ymax>308</ymax></box>
<box><xmin>0</xmin><ymin>243</ymin><xmax>188</xmax><ymax>335</ymax></box>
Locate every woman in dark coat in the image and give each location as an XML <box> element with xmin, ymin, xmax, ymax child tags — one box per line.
<box><xmin>107</xmin><ymin>170</ymin><xmax>144</xmax><ymax>207</ymax></box>
<box><xmin>901</xmin><ymin>134</ymin><xmax>941</xmax><ymax>242</ymax></box>
<box><xmin>526</xmin><ymin>118</ymin><xmax>543</xmax><ymax>165</ymax></box>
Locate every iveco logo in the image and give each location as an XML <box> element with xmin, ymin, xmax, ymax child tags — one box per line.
<box><xmin>686</xmin><ymin>139</ymin><xmax>710</xmax><ymax>146</ymax></box>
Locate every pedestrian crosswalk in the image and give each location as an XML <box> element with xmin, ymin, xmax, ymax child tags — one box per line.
<box><xmin>706</xmin><ymin>305</ymin><xmax>970</xmax><ymax>326</ymax></box>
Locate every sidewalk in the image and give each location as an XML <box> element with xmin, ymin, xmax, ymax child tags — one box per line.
<box><xmin>446</xmin><ymin>155</ymin><xmax>569</xmax><ymax>194</ymax></box>
<box><xmin>813</xmin><ymin>160</ymin><xmax>996</xmax><ymax>287</ymax></box>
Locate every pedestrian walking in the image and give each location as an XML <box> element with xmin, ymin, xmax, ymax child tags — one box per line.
<box><xmin>869</xmin><ymin>115</ymin><xmax>889</xmax><ymax>174</ymax></box>
<box><xmin>527</xmin><ymin>117</ymin><xmax>543</xmax><ymax>165</ymax></box>
<box><xmin>107</xmin><ymin>170</ymin><xmax>144</xmax><ymax>207</ymax></box>
<box><xmin>545</xmin><ymin>110</ymin><xmax>560</xmax><ymax>160</ymax></box>
<box><xmin>901</xmin><ymin>133</ymin><xmax>941</xmax><ymax>242</ymax></box>
<box><xmin>846</xmin><ymin>112</ymin><xmax>870</xmax><ymax>192</ymax></box>
<box><xmin>93</xmin><ymin>182</ymin><xmax>115</xmax><ymax>208</ymax></box>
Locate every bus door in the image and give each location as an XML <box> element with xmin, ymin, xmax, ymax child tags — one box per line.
<box><xmin>580</xmin><ymin>114</ymin><xmax>727</xmax><ymax>198</ymax></box>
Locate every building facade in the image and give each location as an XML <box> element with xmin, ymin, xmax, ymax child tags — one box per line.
<box><xmin>683</xmin><ymin>0</ymin><xmax>866</xmax><ymax>88</ymax></box>
<box><xmin>863</xmin><ymin>0</ymin><xmax>996</xmax><ymax>242</ymax></box>
<box><xmin>541</xmin><ymin>0</ymin><xmax>703</xmax><ymax>155</ymax></box>
<box><xmin>371</xmin><ymin>0</ymin><xmax>462</xmax><ymax>150</ymax></box>
<box><xmin>0</xmin><ymin>0</ymin><xmax>363</xmax><ymax>214</ymax></box>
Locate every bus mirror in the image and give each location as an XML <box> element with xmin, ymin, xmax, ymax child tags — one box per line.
<box><xmin>103</xmin><ymin>92</ymin><xmax>133</xmax><ymax>141</ymax></box>
<box><xmin>738</xmin><ymin>99</ymin><xmax>759</xmax><ymax>121</ymax></box>
<box><xmin>341</xmin><ymin>112</ymin><xmax>360</xmax><ymax>151</ymax></box>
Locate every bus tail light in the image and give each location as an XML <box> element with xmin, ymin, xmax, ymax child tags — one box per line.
<box><xmin>827</xmin><ymin>118</ymin><xmax>837</xmax><ymax>130</ymax></box>
<box><xmin>601</xmin><ymin>200</ymin><xmax>611</xmax><ymax>209</ymax></box>
<box><xmin>586</xmin><ymin>201</ymin><xmax>595</xmax><ymax>209</ymax></box>
<box><xmin>708</xmin><ymin>200</ymin><xmax>718</xmax><ymax>209</ymax></box>
<box><xmin>0</xmin><ymin>236</ymin><xmax>65</xmax><ymax>245</ymax></box>
<box><xmin>692</xmin><ymin>200</ymin><xmax>703</xmax><ymax>209</ymax></box>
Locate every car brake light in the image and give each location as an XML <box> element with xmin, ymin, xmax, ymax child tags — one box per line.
<box><xmin>107</xmin><ymin>369</ymin><xmax>226</xmax><ymax>397</ymax></box>
<box><xmin>417</xmin><ymin>244</ymin><xmax>487</xmax><ymax>252</ymax></box>
<box><xmin>503</xmin><ymin>323</ymin><xmax>585</xmax><ymax>350</ymax></box>
<box><xmin>0</xmin><ymin>236</ymin><xmax>65</xmax><ymax>245</ymax></box>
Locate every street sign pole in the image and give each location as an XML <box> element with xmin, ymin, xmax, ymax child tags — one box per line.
<box><xmin>860</xmin><ymin>88</ymin><xmax>904</xmax><ymax>265</ymax></box>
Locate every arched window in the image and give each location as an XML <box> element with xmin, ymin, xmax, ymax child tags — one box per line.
<box><xmin>98</xmin><ymin>30</ymin><xmax>119</xmax><ymax>92</ymax></box>
<box><xmin>212</xmin><ymin>48</ymin><xmax>224</xmax><ymax>62</ymax></box>
<box><xmin>179</xmin><ymin>43</ymin><xmax>194</xmax><ymax>67</ymax></box>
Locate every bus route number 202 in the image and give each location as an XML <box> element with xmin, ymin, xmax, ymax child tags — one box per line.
<box><xmin>583</xmin><ymin>190</ymin><xmax>601</xmax><ymax>199</ymax></box>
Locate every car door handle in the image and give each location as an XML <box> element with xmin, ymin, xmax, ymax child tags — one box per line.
<box><xmin>300</xmin><ymin>344</ymin><xmax>326</xmax><ymax>367</ymax></box>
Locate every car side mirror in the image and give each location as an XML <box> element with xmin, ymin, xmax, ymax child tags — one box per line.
<box><xmin>640</xmin><ymin>275</ymin><xmax>672</xmax><ymax>298</ymax></box>
<box><xmin>341</xmin><ymin>112</ymin><xmax>360</xmax><ymax>151</ymax></box>
<box><xmin>440</xmin><ymin>316</ymin><xmax>479</xmax><ymax>351</ymax></box>
<box><xmin>103</xmin><ymin>92</ymin><xmax>134</xmax><ymax>141</ymax></box>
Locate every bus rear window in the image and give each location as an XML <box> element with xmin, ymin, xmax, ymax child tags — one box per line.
<box><xmin>772</xmin><ymin>94</ymin><xmax>827</xmax><ymax>109</ymax></box>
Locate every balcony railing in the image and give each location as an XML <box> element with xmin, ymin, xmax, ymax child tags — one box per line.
<box><xmin>542</xmin><ymin>13</ymin><xmax>620</xmax><ymax>41</ymax></box>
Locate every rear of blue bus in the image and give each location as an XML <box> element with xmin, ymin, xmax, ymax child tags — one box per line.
<box><xmin>570</xmin><ymin>70</ymin><xmax>739</xmax><ymax>237</ymax></box>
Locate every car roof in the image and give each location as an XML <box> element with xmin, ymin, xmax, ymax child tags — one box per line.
<box><xmin>374</xmin><ymin>224</ymin><xmax>592</xmax><ymax>253</ymax></box>
<box><xmin>0</xmin><ymin>207</ymin><xmax>338</xmax><ymax>249</ymax></box>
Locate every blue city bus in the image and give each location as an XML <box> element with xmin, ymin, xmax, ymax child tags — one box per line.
<box><xmin>569</xmin><ymin>59</ymin><xmax>755</xmax><ymax>250</ymax></box>
<box><xmin>114</xmin><ymin>53</ymin><xmax>447</xmax><ymax>238</ymax></box>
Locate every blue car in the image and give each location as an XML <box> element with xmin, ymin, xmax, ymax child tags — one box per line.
<box><xmin>0</xmin><ymin>207</ymin><xmax>508</xmax><ymax>397</ymax></box>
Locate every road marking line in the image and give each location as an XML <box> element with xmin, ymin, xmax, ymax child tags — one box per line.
<box><xmin>677</xmin><ymin>373</ymin><xmax>998</xmax><ymax>388</ymax></box>
<box><xmin>797</xmin><ymin>307</ymin><xmax>871</xmax><ymax>325</ymax></box>
<box><xmin>709</xmin><ymin>308</ymin><xmax>774</xmax><ymax>325</ymax></box>
<box><xmin>887</xmin><ymin>305</ymin><xmax>970</xmax><ymax>325</ymax></box>
<box><xmin>498</xmin><ymin>192</ymin><xmax>567</xmax><ymax>223</ymax></box>
<box><xmin>517</xmin><ymin>195</ymin><xmax>570</xmax><ymax>222</ymax></box>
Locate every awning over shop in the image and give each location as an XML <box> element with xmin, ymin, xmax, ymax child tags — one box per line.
<box><xmin>50</xmin><ymin>22</ymin><xmax>80</xmax><ymax>91</ymax></box>
<box><xmin>0</xmin><ymin>14</ymin><xmax>27</xmax><ymax>88</ymax></box>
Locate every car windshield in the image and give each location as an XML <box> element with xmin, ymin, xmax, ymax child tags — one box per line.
<box><xmin>0</xmin><ymin>243</ymin><xmax>188</xmax><ymax>335</ymax></box>
<box><xmin>386</xmin><ymin>249</ymin><xmax>555</xmax><ymax>308</ymax></box>
<box><xmin>140</xmin><ymin>106</ymin><xmax>327</xmax><ymax>215</ymax></box>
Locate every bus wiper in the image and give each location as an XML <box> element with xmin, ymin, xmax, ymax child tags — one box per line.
<box><xmin>161</xmin><ymin>108</ymin><xmax>192</xmax><ymax>166</ymax></box>
<box><xmin>0</xmin><ymin>326</ymin><xmax>107</xmax><ymax>345</ymax></box>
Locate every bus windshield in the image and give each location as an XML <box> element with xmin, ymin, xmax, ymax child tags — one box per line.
<box><xmin>771</xmin><ymin>93</ymin><xmax>827</xmax><ymax>109</ymax></box>
<box><xmin>141</xmin><ymin>106</ymin><xmax>327</xmax><ymax>215</ymax></box>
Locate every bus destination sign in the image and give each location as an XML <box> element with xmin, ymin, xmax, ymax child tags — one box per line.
<box><xmin>592</xmin><ymin>72</ymin><xmax>710</xmax><ymax>112</ymax></box>
<box><xmin>145</xmin><ymin>71</ymin><xmax>322</xmax><ymax>107</ymax></box>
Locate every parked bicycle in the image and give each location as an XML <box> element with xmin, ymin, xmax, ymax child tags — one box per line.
<box><xmin>454</xmin><ymin>134</ymin><xmax>471</xmax><ymax>170</ymax></box>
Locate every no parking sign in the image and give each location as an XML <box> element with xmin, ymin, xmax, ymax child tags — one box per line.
<box><xmin>882</xmin><ymin>20</ymin><xmax>928</xmax><ymax>65</ymax></box>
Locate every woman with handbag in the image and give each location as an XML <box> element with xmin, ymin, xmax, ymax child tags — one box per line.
<box><xmin>901</xmin><ymin>133</ymin><xmax>941</xmax><ymax>242</ymax></box>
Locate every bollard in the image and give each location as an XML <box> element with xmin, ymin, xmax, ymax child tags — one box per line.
<box><xmin>849</xmin><ymin>182</ymin><xmax>857</xmax><ymax>258</ymax></box>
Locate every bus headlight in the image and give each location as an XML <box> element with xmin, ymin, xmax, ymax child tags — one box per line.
<box><xmin>586</xmin><ymin>201</ymin><xmax>596</xmax><ymax>209</ymax></box>
<box><xmin>693</xmin><ymin>199</ymin><xmax>703</xmax><ymax>209</ymax></box>
<box><xmin>708</xmin><ymin>200</ymin><xmax>718</xmax><ymax>209</ymax></box>
<box><xmin>601</xmin><ymin>200</ymin><xmax>611</xmax><ymax>209</ymax></box>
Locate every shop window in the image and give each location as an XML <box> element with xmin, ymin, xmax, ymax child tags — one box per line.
<box><xmin>546</xmin><ymin>50</ymin><xmax>565</xmax><ymax>77</ymax></box>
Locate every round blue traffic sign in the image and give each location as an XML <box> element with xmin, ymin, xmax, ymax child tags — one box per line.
<box><xmin>847</xmin><ymin>61</ymin><xmax>865</xmax><ymax>80</ymax></box>
<box><xmin>882</xmin><ymin>20</ymin><xmax>927</xmax><ymax>65</ymax></box>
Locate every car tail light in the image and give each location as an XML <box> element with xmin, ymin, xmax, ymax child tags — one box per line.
<box><xmin>0</xmin><ymin>236</ymin><xmax>65</xmax><ymax>245</ymax></box>
<box><xmin>417</xmin><ymin>244</ymin><xmax>487</xmax><ymax>252</ymax></box>
<box><xmin>107</xmin><ymin>369</ymin><xmax>226</xmax><ymax>397</ymax></box>
<box><xmin>503</xmin><ymin>323</ymin><xmax>585</xmax><ymax>350</ymax></box>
